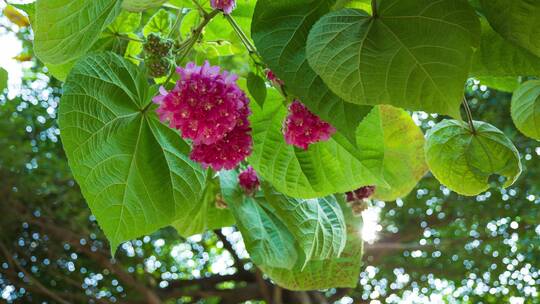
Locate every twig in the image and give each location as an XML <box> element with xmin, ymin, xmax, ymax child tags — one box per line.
<box><xmin>168</xmin><ymin>7</ymin><xmax>187</xmax><ymax>39</ymax></box>
<box><xmin>214</xmin><ymin>229</ymin><xmax>244</xmax><ymax>271</ymax></box>
<box><xmin>371</xmin><ymin>0</ymin><xmax>378</xmax><ymax>17</ymax></box>
<box><xmin>0</xmin><ymin>242</ymin><xmax>71</xmax><ymax>304</ymax></box>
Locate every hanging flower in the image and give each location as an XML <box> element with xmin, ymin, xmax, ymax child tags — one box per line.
<box><xmin>238</xmin><ymin>166</ymin><xmax>260</xmax><ymax>195</ymax></box>
<box><xmin>153</xmin><ymin>61</ymin><xmax>249</xmax><ymax>145</ymax></box>
<box><xmin>189</xmin><ymin>114</ymin><xmax>253</xmax><ymax>171</ymax></box>
<box><xmin>283</xmin><ymin>100</ymin><xmax>336</xmax><ymax>150</ymax></box>
<box><xmin>211</xmin><ymin>0</ymin><xmax>236</xmax><ymax>14</ymax></box>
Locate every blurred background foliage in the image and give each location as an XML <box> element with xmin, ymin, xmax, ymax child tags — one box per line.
<box><xmin>1</xmin><ymin>2</ymin><xmax>539</xmax><ymax>304</ymax></box>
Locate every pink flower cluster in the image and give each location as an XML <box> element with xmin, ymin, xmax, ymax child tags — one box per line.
<box><xmin>154</xmin><ymin>61</ymin><xmax>252</xmax><ymax>171</ymax></box>
<box><xmin>211</xmin><ymin>0</ymin><xmax>236</xmax><ymax>14</ymax></box>
<box><xmin>238</xmin><ymin>166</ymin><xmax>260</xmax><ymax>195</ymax></box>
<box><xmin>346</xmin><ymin>186</ymin><xmax>376</xmax><ymax>202</ymax></box>
<box><xmin>283</xmin><ymin>100</ymin><xmax>336</xmax><ymax>150</ymax></box>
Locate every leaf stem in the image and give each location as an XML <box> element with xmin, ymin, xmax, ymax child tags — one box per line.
<box><xmin>224</xmin><ymin>14</ymin><xmax>265</xmax><ymax>68</ymax></box>
<box><xmin>191</xmin><ymin>0</ymin><xmax>208</xmax><ymax>18</ymax></box>
<box><xmin>164</xmin><ymin>9</ymin><xmax>220</xmax><ymax>85</ymax></box>
<box><xmin>462</xmin><ymin>97</ymin><xmax>476</xmax><ymax>134</ymax></box>
<box><xmin>371</xmin><ymin>0</ymin><xmax>378</xmax><ymax>17</ymax></box>
<box><xmin>168</xmin><ymin>7</ymin><xmax>187</xmax><ymax>39</ymax></box>
<box><xmin>116</xmin><ymin>34</ymin><xmax>144</xmax><ymax>43</ymax></box>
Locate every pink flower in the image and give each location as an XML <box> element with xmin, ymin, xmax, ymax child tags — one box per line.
<box><xmin>283</xmin><ymin>100</ymin><xmax>336</xmax><ymax>150</ymax></box>
<box><xmin>211</xmin><ymin>0</ymin><xmax>236</xmax><ymax>14</ymax></box>
<box><xmin>345</xmin><ymin>186</ymin><xmax>376</xmax><ymax>202</ymax></box>
<box><xmin>153</xmin><ymin>61</ymin><xmax>249</xmax><ymax>145</ymax></box>
<box><xmin>189</xmin><ymin>115</ymin><xmax>253</xmax><ymax>171</ymax></box>
<box><xmin>238</xmin><ymin>166</ymin><xmax>260</xmax><ymax>195</ymax></box>
<box><xmin>265</xmin><ymin>69</ymin><xmax>284</xmax><ymax>86</ymax></box>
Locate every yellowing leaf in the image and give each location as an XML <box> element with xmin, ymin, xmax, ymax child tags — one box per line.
<box><xmin>3</xmin><ymin>5</ymin><xmax>30</xmax><ymax>27</ymax></box>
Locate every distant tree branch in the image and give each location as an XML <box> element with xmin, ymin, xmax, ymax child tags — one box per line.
<box><xmin>214</xmin><ymin>229</ymin><xmax>245</xmax><ymax>271</ymax></box>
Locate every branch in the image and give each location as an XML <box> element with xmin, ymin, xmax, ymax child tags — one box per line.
<box><xmin>27</xmin><ymin>218</ymin><xmax>162</xmax><ymax>304</ymax></box>
<box><xmin>0</xmin><ymin>242</ymin><xmax>71</xmax><ymax>304</ymax></box>
<box><xmin>214</xmin><ymin>229</ymin><xmax>244</xmax><ymax>271</ymax></box>
<box><xmin>255</xmin><ymin>269</ymin><xmax>273</xmax><ymax>303</ymax></box>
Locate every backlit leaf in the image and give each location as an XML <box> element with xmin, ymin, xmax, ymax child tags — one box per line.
<box><xmin>425</xmin><ymin>120</ymin><xmax>522</xmax><ymax>196</ymax></box>
<box><xmin>511</xmin><ymin>80</ymin><xmax>540</xmax><ymax>140</ymax></box>
<box><xmin>248</xmin><ymin>89</ymin><xmax>385</xmax><ymax>199</ymax></box>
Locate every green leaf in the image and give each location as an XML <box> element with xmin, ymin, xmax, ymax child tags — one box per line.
<box><xmin>251</xmin><ymin>0</ymin><xmax>372</xmax><ymax>144</ymax></box>
<box><xmin>0</xmin><ymin>68</ymin><xmax>8</xmax><ymax>93</ymax></box>
<box><xmin>220</xmin><ymin>172</ymin><xmax>362</xmax><ymax>290</ymax></box>
<box><xmin>306</xmin><ymin>0</ymin><xmax>480</xmax><ymax>118</ymax></box>
<box><xmin>46</xmin><ymin>61</ymin><xmax>75</xmax><ymax>82</ymax></box>
<box><xmin>262</xmin><ymin>184</ymin><xmax>346</xmax><ymax>266</ymax></box>
<box><xmin>59</xmin><ymin>52</ymin><xmax>207</xmax><ymax>251</ymax></box>
<box><xmin>260</xmin><ymin>197</ymin><xmax>364</xmax><ymax>290</ymax></box>
<box><xmin>122</xmin><ymin>0</ymin><xmax>167</xmax><ymax>12</ymax></box>
<box><xmin>220</xmin><ymin>171</ymin><xmax>298</xmax><ymax>270</ymax></box>
<box><xmin>246</xmin><ymin>72</ymin><xmax>267</xmax><ymax>107</ymax></box>
<box><xmin>174</xmin><ymin>175</ymin><xmax>235</xmax><ymax>237</ymax></box>
<box><xmin>143</xmin><ymin>9</ymin><xmax>173</xmax><ymax>37</ymax></box>
<box><xmin>425</xmin><ymin>120</ymin><xmax>522</xmax><ymax>196</ymax></box>
<box><xmin>475</xmin><ymin>77</ymin><xmax>520</xmax><ymax>93</ymax></box>
<box><xmin>358</xmin><ymin>105</ymin><xmax>427</xmax><ymax>201</ymax></box>
<box><xmin>34</xmin><ymin>0</ymin><xmax>122</xmax><ymax>64</ymax></box>
<box><xmin>249</xmin><ymin>89</ymin><xmax>385</xmax><ymax>199</ymax></box>
<box><xmin>125</xmin><ymin>33</ymin><xmax>144</xmax><ymax>64</ymax></box>
<box><xmin>11</xmin><ymin>3</ymin><xmax>35</xmax><ymax>25</ymax></box>
<box><xmin>471</xmin><ymin>20</ymin><xmax>540</xmax><ymax>91</ymax></box>
<box><xmin>480</xmin><ymin>0</ymin><xmax>540</xmax><ymax>58</ymax></box>
<box><xmin>511</xmin><ymin>80</ymin><xmax>540</xmax><ymax>140</ymax></box>
<box><xmin>109</xmin><ymin>11</ymin><xmax>142</xmax><ymax>34</ymax></box>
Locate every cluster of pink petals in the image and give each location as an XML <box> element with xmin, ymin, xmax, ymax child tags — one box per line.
<box><xmin>283</xmin><ymin>100</ymin><xmax>336</xmax><ymax>150</ymax></box>
<box><xmin>190</xmin><ymin>114</ymin><xmax>252</xmax><ymax>171</ymax></box>
<box><xmin>211</xmin><ymin>0</ymin><xmax>236</xmax><ymax>14</ymax></box>
<box><xmin>154</xmin><ymin>61</ymin><xmax>252</xmax><ymax>171</ymax></box>
<box><xmin>153</xmin><ymin>61</ymin><xmax>249</xmax><ymax>145</ymax></box>
<box><xmin>238</xmin><ymin>166</ymin><xmax>260</xmax><ymax>195</ymax></box>
<box><xmin>346</xmin><ymin>186</ymin><xmax>376</xmax><ymax>202</ymax></box>
<box><xmin>265</xmin><ymin>69</ymin><xmax>284</xmax><ymax>86</ymax></box>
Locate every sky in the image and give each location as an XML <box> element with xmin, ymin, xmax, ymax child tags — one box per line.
<box><xmin>0</xmin><ymin>0</ymin><xmax>34</xmax><ymax>99</ymax></box>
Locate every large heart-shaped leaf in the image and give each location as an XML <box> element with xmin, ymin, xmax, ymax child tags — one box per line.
<box><xmin>262</xmin><ymin>184</ymin><xmax>346</xmax><ymax>266</ymax></box>
<box><xmin>59</xmin><ymin>52</ymin><xmax>208</xmax><ymax>251</ymax></box>
<box><xmin>480</xmin><ymin>0</ymin><xmax>540</xmax><ymax>58</ymax></box>
<box><xmin>471</xmin><ymin>20</ymin><xmax>540</xmax><ymax>92</ymax></box>
<box><xmin>425</xmin><ymin>120</ymin><xmax>522</xmax><ymax>196</ymax></box>
<box><xmin>249</xmin><ymin>89</ymin><xmax>385</xmax><ymax>199</ymax></box>
<box><xmin>34</xmin><ymin>0</ymin><xmax>122</xmax><ymax>64</ymax></box>
<box><xmin>357</xmin><ymin>105</ymin><xmax>427</xmax><ymax>201</ymax></box>
<box><xmin>251</xmin><ymin>0</ymin><xmax>371</xmax><ymax>144</ymax></box>
<box><xmin>306</xmin><ymin>0</ymin><xmax>480</xmax><ymax>118</ymax></box>
<box><xmin>511</xmin><ymin>80</ymin><xmax>540</xmax><ymax>140</ymax></box>
<box><xmin>260</xmin><ymin>197</ymin><xmax>363</xmax><ymax>290</ymax></box>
